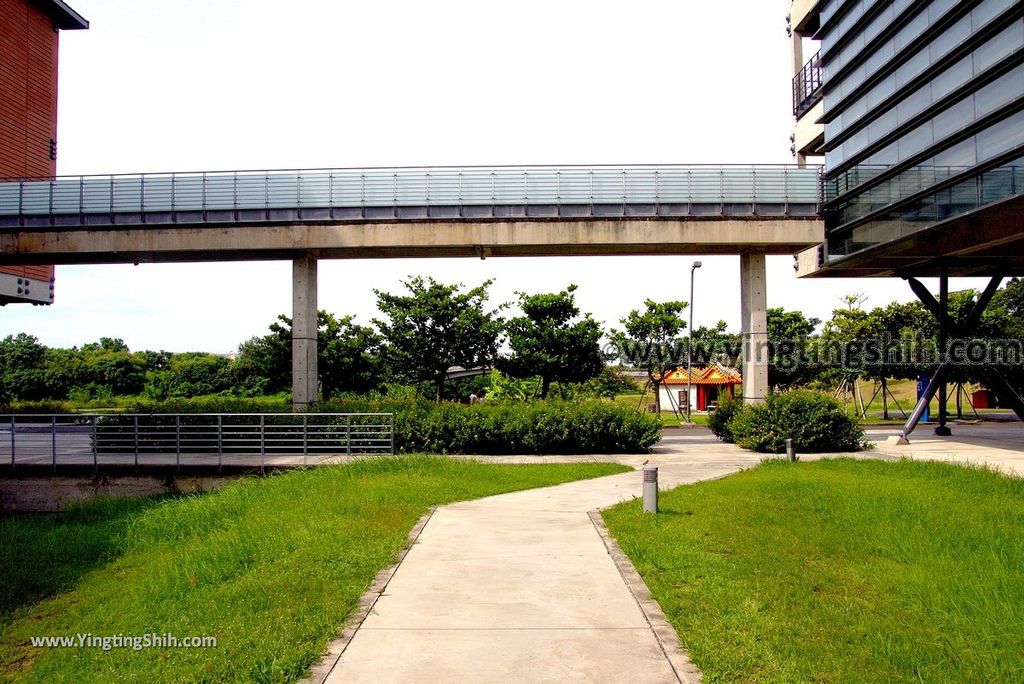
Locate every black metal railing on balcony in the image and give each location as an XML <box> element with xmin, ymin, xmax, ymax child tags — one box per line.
<box><xmin>793</xmin><ymin>51</ymin><xmax>823</xmax><ymax>118</ymax></box>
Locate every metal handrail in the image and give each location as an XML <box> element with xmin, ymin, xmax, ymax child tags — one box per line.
<box><xmin>0</xmin><ymin>162</ymin><xmax>824</xmax><ymax>182</ymax></box>
<box><xmin>793</xmin><ymin>51</ymin><xmax>823</xmax><ymax>117</ymax></box>
<box><xmin>0</xmin><ymin>164</ymin><xmax>824</xmax><ymax>218</ymax></box>
<box><xmin>0</xmin><ymin>412</ymin><xmax>394</xmax><ymax>473</ymax></box>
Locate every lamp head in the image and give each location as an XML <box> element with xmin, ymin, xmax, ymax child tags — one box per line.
<box><xmin>692</xmin><ymin>261</ymin><xmax>703</xmax><ymax>269</ymax></box>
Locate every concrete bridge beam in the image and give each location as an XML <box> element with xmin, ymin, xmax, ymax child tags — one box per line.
<box><xmin>292</xmin><ymin>254</ymin><xmax>318</xmax><ymax>411</ymax></box>
<box><xmin>740</xmin><ymin>249</ymin><xmax>769</xmax><ymax>404</ymax></box>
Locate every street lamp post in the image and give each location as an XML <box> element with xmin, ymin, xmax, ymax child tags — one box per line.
<box><xmin>686</xmin><ymin>261</ymin><xmax>702</xmax><ymax>423</ymax></box>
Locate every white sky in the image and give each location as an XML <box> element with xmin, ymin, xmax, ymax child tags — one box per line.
<box><xmin>0</xmin><ymin>0</ymin><xmax>988</xmax><ymax>352</ymax></box>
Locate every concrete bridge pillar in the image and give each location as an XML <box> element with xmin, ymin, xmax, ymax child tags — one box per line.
<box><xmin>292</xmin><ymin>254</ymin><xmax>318</xmax><ymax>411</ymax></box>
<box><xmin>740</xmin><ymin>249</ymin><xmax>768</xmax><ymax>404</ymax></box>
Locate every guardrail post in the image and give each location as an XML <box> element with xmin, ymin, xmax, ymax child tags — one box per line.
<box><xmin>133</xmin><ymin>415</ymin><xmax>139</xmax><ymax>472</ymax></box>
<box><xmin>588</xmin><ymin>169</ymin><xmax>594</xmax><ymax>214</ymax></box>
<box><xmin>9</xmin><ymin>415</ymin><xmax>15</xmax><ymax>471</ymax></box>
<box><xmin>175</xmin><ymin>415</ymin><xmax>181</xmax><ymax>473</ymax></box>
<box><xmin>328</xmin><ymin>170</ymin><xmax>334</xmax><ymax>213</ymax></box>
<box><xmin>784</xmin><ymin>167</ymin><xmax>790</xmax><ymax>216</ymax></box>
<box><xmin>91</xmin><ymin>415</ymin><xmax>98</xmax><ymax>474</ymax></box>
<box><xmin>51</xmin><ymin>416</ymin><xmax>57</xmax><ymax>472</ymax></box>
<box><xmin>217</xmin><ymin>415</ymin><xmax>223</xmax><ymax>473</ymax></box>
<box><xmin>389</xmin><ymin>414</ymin><xmax>394</xmax><ymax>454</ymax></box>
<box><xmin>302</xmin><ymin>414</ymin><xmax>308</xmax><ymax>466</ymax></box>
<box><xmin>260</xmin><ymin>414</ymin><xmax>266</xmax><ymax>474</ymax></box>
<box><xmin>346</xmin><ymin>415</ymin><xmax>352</xmax><ymax>456</ymax></box>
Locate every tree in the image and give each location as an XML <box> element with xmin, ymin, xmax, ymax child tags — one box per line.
<box><xmin>688</xmin><ymin>320</ymin><xmax>741</xmax><ymax>367</ymax></box>
<box><xmin>146</xmin><ymin>353</ymin><xmax>234</xmax><ymax>399</ymax></box>
<box><xmin>319</xmin><ymin>312</ymin><xmax>383</xmax><ymax>397</ymax></box>
<box><xmin>77</xmin><ymin>339</ymin><xmax>146</xmax><ymax>397</ymax></box>
<box><xmin>611</xmin><ymin>299</ymin><xmax>687</xmax><ymax>413</ymax></box>
<box><xmin>0</xmin><ymin>333</ymin><xmax>48</xmax><ymax>401</ymax></box>
<box><xmin>233</xmin><ymin>319</ymin><xmax>291</xmax><ymax>395</ymax></box>
<box><xmin>374</xmin><ymin>277</ymin><xmax>504</xmax><ymax>401</ymax></box>
<box><xmin>498</xmin><ymin>285</ymin><xmax>604</xmax><ymax>399</ymax></box>
<box><xmin>139</xmin><ymin>350</ymin><xmax>173</xmax><ymax>373</ymax></box>
<box><xmin>233</xmin><ymin>311</ymin><xmax>383</xmax><ymax>398</ymax></box>
<box><xmin>767</xmin><ymin>307</ymin><xmax>821</xmax><ymax>389</ymax></box>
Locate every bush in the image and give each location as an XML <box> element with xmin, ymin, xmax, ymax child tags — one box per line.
<box><xmin>4</xmin><ymin>395</ymin><xmax>291</xmax><ymax>415</ymax></box>
<box><xmin>315</xmin><ymin>398</ymin><xmax>661</xmax><ymax>454</ymax></box>
<box><xmin>707</xmin><ymin>395</ymin><xmax>743</xmax><ymax>443</ymax></box>
<box><xmin>5</xmin><ymin>395</ymin><xmax>661</xmax><ymax>455</ymax></box>
<box><xmin>726</xmin><ymin>390</ymin><xmax>866</xmax><ymax>453</ymax></box>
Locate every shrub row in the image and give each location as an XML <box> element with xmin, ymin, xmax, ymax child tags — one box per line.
<box><xmin>4</xmin><ymin>395</ymin><xmax>291</xmax><ymax>415</ymax></box>
<box><xmin>709</xmin><ymin>390</ymin><xmax>866</xmax><ymax>453</ymax></box>
<box><xmin>316</xmin><ymin>398</ymin><xmax>662</xmax><ymax>454</ymax></box>
<box><xmin>6</xmin><ymin>396</ymin><xmax>661</xmax><ymax>455</ymax></box>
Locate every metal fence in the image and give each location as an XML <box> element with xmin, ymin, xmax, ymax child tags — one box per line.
<box><xmin>793</xmin><ymin>51</ymin><xmax>823</xmax><ymax>117</ymax></box>
<box><xmin>0</xmin><ymin>165</ymin><xmax>822</xmax><ymax>223</ymax></box>
<box><xmin>0</xmin><ymin>413</ymin><xmax>393</xmax><ymax>473</ymax></box>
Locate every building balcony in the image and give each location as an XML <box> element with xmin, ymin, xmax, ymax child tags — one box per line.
<box><xmin>792</xmin><ymin>50</ymin><xmax>822</xmax><ymax>118</ymax></box>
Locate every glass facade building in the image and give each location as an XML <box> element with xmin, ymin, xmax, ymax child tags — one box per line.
<box><xmin>793</xmin><ymin>0</ymin><xmax>1024</xmax><ymax>272</ymax></box>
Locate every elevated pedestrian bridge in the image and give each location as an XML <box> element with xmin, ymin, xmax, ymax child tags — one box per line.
<box><xmin>0</xmin><ymin>163</ymin><xmax>824</xmax><ymax>410</ymax></box>
<box><xmin>0</xmin><ymin>164</ymin><xmax>822</xmax><ymax>263</ymax></box>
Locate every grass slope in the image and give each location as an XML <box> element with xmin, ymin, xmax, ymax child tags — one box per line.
<box><xmin>603</xmin><ymin>458</ymin><xmax>1024</xmax><ymax>683</ymax></box>
<box><xmin>0</xmin><ymin>457</ymin><xmax>628</xmax><ymax>683</ymax></box>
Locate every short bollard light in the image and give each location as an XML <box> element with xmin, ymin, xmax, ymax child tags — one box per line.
<box><xmin>786</xmin><ymin>438</ymin><xmax>797</xmax><ymax>462</ymax></box>
<box><xmin>643</xmin><ymin>465</ymin><xmax>658</xmax><ymax>514</ymax></box>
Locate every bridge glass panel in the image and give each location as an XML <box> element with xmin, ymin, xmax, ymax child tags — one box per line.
<box><xmin>82</xmin><ymin>178</ymin><xmax>113</xmax><ymax>213</ymax></box>
<box><xmin>205</xmin><ymin>174</ymin><xmax>236</xmax><ymax>208</ymax></box>
<box><xmin>266</xmin><ymin>173</ymin><xmax>299</xmax><ymax>210</ymax></box>
<box><xmin>142</xmin><ymin>176</ymin><xmax>173</xmax><ymax>212</ymax></box>
<box><xmin>51</xmin><ymin>179</ymin><xmax>81</xmax><ymax>214</ymax></box>
<box><xmin>0</xmin><ymin>165</ymin><xmax>822</xmax><ymax>223</ymax></box>
<box><xmin>298</xmin><ymin>172</ymin><xmax>330</xmax><ymax>208</ymax></box>
<box><xmin>329</xmin><ymin>170</ymin><xmax>362</xmax><ymax>206</ymax></box>
<box><xmin>112</xmin><ymin>177</ymin><xmax>142</xmax><ymax>212</ymax></box>
<box><xmin>234</xmin><ymin>174</ymin><xmax>267</xmax><ymax>210</ymax></box>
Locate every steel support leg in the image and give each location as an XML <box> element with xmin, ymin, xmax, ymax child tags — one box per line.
<box><xmin>900</xmin><ymin>364</ymin><xmax>951</xmax><ymax>440</ymax></box>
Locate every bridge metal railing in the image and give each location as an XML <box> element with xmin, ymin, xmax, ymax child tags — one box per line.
<box><xmin>0</xmin><ymin>413</ymin><xmax>394</xmax><ymax>473</ymax></box>
<box><xmin>0</xmin><ymin>165</ymin><xmax>822</xmax><ymax>223</ymax></box>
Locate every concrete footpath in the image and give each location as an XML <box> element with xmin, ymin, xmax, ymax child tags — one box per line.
<box><xmin>319</xmin><ymin>424</ymin><xmax>1023</xmax><ymax>683</ymax></box>
<box><xmin>322</xmin><ymin>433</ymin><xmax>759</xmax><ymax>683</ymax></box>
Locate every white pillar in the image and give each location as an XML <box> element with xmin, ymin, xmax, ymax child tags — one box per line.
<box><xmin>791</xmin><ymin>29</ymin><xmax>804</xmax><ymax>76</ymax></box>
<box><xmin>792</xmin><ymin>29</ymin><xmax>807</xmax><ymax>169</ymax></box>
<box><xmin>292</xmin><ymin>254</ymin><xmax>318</xmax><ymax>411</ymax></box>
<box><xmin>740</xmin><ymin>249</ymin><xmax>768</xmax><ymax>404</ymax></box>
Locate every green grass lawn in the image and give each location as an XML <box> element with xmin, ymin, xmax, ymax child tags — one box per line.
<box><xmin>0</xmin><ymin>457</ymin><xmax>628</xmax><ymax>683</ymax></box>
<box><xmin>603</xmin><ymin>458</ymin><xmax>1024</xmax><ymax>683</ymax></box>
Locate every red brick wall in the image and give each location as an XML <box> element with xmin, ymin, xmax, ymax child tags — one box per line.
<box><xmin>0</xmin><ymin>0</ymin><xmax>58</xmax><ymax>180</ymax></box>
